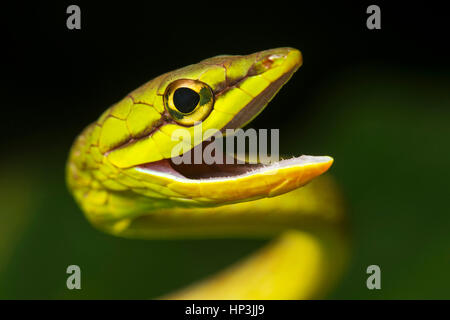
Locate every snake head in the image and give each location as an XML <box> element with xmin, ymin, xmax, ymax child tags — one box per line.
<box><xmin>67</xmin><ymin>48</ymin><xmax>333</xmax><ymax>220</ymax></box>
<box><xmin>66</xmin><ymin>48</ymin><xmax>343</xmax><ymax>299</ymax></box>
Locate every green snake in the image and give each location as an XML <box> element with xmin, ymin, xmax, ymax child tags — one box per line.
<box><xmin>66</xmin><ymin>48</ymin><xmax>348</xmax><ymax>299</ymax></box>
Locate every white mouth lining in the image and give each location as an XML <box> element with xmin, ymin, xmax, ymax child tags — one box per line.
<box><xmin>135</xmin><ymin>155</ymin><xmax>332</xmax><ymax>184</ymax></box>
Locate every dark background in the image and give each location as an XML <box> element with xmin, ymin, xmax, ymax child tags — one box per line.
<box><xmin>1</xmin><ymin>2</ymin><xmax>449</xmax><ymax>299</ymax></box>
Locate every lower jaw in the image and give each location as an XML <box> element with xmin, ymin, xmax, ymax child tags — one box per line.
<box><xmin>137</xmin><ymin>154</ymin><xmax>331</xmax><ymax>181</ymax></box>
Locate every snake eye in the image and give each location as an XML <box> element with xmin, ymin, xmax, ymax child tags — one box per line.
<box><xmin>164</xmin><ymin>79</ymin><xmax>214</xmax><ymax>126</ymax></box>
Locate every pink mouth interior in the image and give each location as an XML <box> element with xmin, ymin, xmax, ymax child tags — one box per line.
<box><xmin>138</xmin><ymin>141</ymin><xmax>266</xmax><ymax>180</ymax></box>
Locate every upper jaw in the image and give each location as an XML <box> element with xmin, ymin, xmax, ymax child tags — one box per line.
<box><xmin>220</xmin><ymin>48</ymin><xmax>303</xmax><ymax>131</ymax></box>
<box><xmin>221</xmin><ymin>61</ymin><xmax>300</xmax><ymax>131</ymax></box>
<box><xmin>135</xmin><ymin>48</ymin><xmax>307</xmax><ymax>182</ymax></box>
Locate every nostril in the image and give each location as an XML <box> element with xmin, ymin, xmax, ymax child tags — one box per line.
<box><xmin>261</xmin><ymin>57</ymin><xmax>274</xmax><ymax>69</ymax></box>
<box><xmin>250</xmin><ymin>54</ymin><xmax>287</xmax><ymax>76</ymax></box>
<box><xmin>262</xmin><ymin>54</ymin><xmax>286</xmax><ymax>69</ymax></box>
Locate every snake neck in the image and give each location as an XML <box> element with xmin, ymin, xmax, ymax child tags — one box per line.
<box><xmin>66</xmin><ymin>123</ymin><xmax>139</xmax><ymax>225</ymax></box>
<box><xmin>66</xmin><ymin>122</ymin><xmax>210</xmax><ymax>235</ymax></box>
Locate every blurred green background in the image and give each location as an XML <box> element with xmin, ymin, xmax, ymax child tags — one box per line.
<box><xmin>2</xmin><ymin>3</ymin><xmax>449</xmax><ymax>299</ymax></box>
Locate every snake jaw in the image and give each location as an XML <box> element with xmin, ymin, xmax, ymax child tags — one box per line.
<box><xmin>131</xmin><ymin>48</ymin><xmax>334</xmax><ymax>204</ymax></box>
<box><xmin>69</xmin><ymin>47</ymin><xmax>332</xmax><ymax>205</ymax></box>
<box><xmin>137</xmin><ymin>155</ymin><xmax>333</xmax><ymax>182</ymax></box>
<box><xmin>220</xmin><ymin>48</ymin><xmax>302</xmax><ymax>131</ymax></box>
<box><xmin>102</xmin><ymin>48</ymin><xmax>303</xmax><ymax>170</ymax></box>
<box><xmin>136</xmin><ymin>155</ymin><xmax>333</xmax><ymax>204</ymax></box>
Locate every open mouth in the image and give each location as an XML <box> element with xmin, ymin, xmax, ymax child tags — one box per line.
<box><xmin>137</xmin><ymin>154</ymin><xmax>333</xmax><ymax>182</ymax></box>
<box><xmin>131</xmin><ymin>48</ymin><xmax>333</xmax><ymax>204</ymax></box>
<box><xmin>138</xmin><ymin>127</ymin><xmax>332</xmax><ymax>182</ymax></box>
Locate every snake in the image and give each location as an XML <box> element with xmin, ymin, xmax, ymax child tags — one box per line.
<box><xmin>66</xmin><ymin>47</ymin><xmax>348</xmax><ymax>299</ymax></box>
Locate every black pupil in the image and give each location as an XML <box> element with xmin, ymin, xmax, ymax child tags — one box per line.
<box><xmin>173</xmin><ymin>87</ymin><xmax>200</xmax><ymax>113</ymax></box>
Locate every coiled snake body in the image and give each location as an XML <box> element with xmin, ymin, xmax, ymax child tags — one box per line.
<box><xmin>67</xmin><ymin>48</ymin><xmax>348</xmax><ymax>299</ymax></box>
